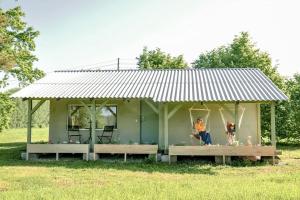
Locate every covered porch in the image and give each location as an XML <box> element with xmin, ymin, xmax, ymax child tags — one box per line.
<box><xmin>25</xmin><ymin>98</ymin><xmax>278</xmax><ymax>163</ymax></box>
<box><xmin>25</xmin><ymin>98</ymin><xmax>159</xmax><ymax>161</ymax></box>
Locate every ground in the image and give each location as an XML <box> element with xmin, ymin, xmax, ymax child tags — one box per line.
<box><xmin>0</xmin><ymin>128</ymin><xmax>299</xmax><ymax>200</ymax></box>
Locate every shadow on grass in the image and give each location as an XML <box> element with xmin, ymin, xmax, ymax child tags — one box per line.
<box><xmin>0</xmin><ymin>142</ymin><xmax>216</xmax><ymax>175</ymax></box>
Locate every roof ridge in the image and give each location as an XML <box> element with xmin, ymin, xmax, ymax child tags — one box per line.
<box><xmin>54</xmin><ymin>68</ymin><xmax>259</xmax><ymax>73</ymax></box>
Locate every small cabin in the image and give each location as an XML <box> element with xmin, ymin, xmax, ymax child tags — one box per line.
<box><xmin>11</xmin><ymin>68</ymin><xmax>288</xmax><ymax>163</ymax></box>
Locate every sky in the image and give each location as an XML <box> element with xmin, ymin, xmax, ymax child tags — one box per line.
<box><xmin>1</xmin><ymin>0</ymin><xmax>300</xmax><ymax>77</ymax></box>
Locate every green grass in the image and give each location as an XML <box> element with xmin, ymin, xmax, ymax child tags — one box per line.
<box><xmin>0</xmin><ymin>128</ymin><xmax>300</xmax><ymax>200</ymax></box>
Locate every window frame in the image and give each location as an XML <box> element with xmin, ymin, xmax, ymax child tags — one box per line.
<box><xmin>67</xmin><ymin>104</ymin><xmax>118</xmax><ymax>130</ymax></box>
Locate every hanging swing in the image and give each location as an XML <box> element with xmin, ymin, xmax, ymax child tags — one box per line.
<box><xmin>189</xmin><ymin>103</ymin><xmax>211</xmax><ymax>141</ymax></box>
<box><xmin>219</xmin><ymin>105</ymin><xmax>245</xmax><ymax>131</ymax></box>
<box><xmin>218</xmin><ymin>105</ymin><xmax>246</xmax><ymax>144</ymax></box>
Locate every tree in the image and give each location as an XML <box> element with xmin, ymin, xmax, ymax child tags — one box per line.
<box><xmin>137</xmin><ymin>47</ymin><xmax>188</xmax><ymax>69</ymax></box>
<box><xmin>0</xmin><ymin>7</ymin><xmax>44</xmax><ymax>131</ymax></box>
<box><xmin>284</xmin><ymin>74</ymin><xmax>300</xmax><ymax>140</ymax></box>
<box><xmin>0</xmin><ymin>92</ymin><xmax>15</xmax><ymax>132</ymax></box>
<box><xmin>193</xmin><ymin>32</ymin><xmax>284</xmax><ymax>89</ymax></box>
<box><xmin>193</xmin><ymin>32</ymin><xmax>292</xmax><ymax>141</ymax></box>
<box><xmin>7</xmin><ymin>88</ymin><xmax>49</xmax><ymax>129</ymax></box>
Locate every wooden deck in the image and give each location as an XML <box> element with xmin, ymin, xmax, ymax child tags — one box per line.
<box><xmin>26</xmin><ymin>144</ymin><xmax>90</xmax><ymax>161</ymax></box>
<box><xmin>94</xmin><ymin>144</ymin><xmax>158</xmax><ymax>161</ymax></box>
<box><xmin>169</xmin><ymin>145</ymin><xmax>276</xmax><ymax>164</ymax></box>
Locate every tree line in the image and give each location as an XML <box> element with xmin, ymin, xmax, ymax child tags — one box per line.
<box><xmin>1</xmin><ymin>7</ymin><xmax>299</xmax><ymax>142</ymax></box>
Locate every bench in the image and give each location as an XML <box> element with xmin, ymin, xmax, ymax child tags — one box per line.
<box><xmin>26</xmin><ymin>144</ymin><xmax>89</xmax><ymax>161</ymax></box>
<box><xmin>93</xmin><ymin>144</ymin><xmax>158</xmax><ymax>161</ymax></box>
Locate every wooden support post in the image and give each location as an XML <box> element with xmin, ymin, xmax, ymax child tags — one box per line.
<box><xmin>235</xmin><ymin>102</ymin><xmax>239</xmax><ymax>141</ymax></box>
<box><xmin>223</xmin><ymin>155</ymin><xmax>225</xmax><ymax>165</ymax></box>
<box><xmin>85</xmin><ymin>148</ymin><xmax>89</xmax><ymax>161</ymax></box>
<box><xmin>271</xmin><ymin>102</ymin><xmax>276</xmax><ymax>148</ymax></box>
<box><xmin>168</xmin><ymin>104</ymin><xmax>182</xmax><ymax>119</ymax></box>
<box><xmin>158</xmin><ymin>104</ymin><xmax>164</xmax><ymax>150</ymax></box>
<box><xmin>164</xmin><ymin>104</ymin><xmax>168</xmax><ymax>153</ymax></box>
<box><xmin>27</xmin><ymin>99</ymin><xmax>32</xmax><ymax>144</ymax></box>
<box><xmin>144</xmin><ymin>99</ymin><xmax>158</xmax><ymax>114</ymax></box>
<box><xmin>56</xmin><ymin>153</ymin><xmax>59</xmax><ymax>161</ymax></box>
<box><xmin>31</xmin><ymin>99</ymin><xmax>46</xmax><ymax>115</ymax></box>
<box><xmin>257</xmin><ymin>104</ymin><xmax>261</xmax><ymax>144</ymax></box>
<box><xmin>124</xmin><ymin>153</ymin><xmax>127</xmax><ymax>162</ymax></box>
<box><xmin>91</xmin><ymin>99</ymin><xmax>96</xmax><ymax>149</ymax></box>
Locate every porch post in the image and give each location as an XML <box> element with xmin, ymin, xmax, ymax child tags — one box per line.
<box><xmin>257</xmin><ymin>103</ymin><xmax>261</xmax><ymax>144</ymax></box>
<box><xmin>91</xmin><ymin>99</ymin><xmax>96</xmax><ymax>148</ymax></box>
<box><xmin>158</xmin><ymin>104</ymin><xmax>164</xmax><ymax>150</ymax></box>
<box><xmin>234</xmin><ymin>102</ymin><xmax>239</xmax><ymax>141</ymax></box>
<box><xmin>271</xmin><ymin>102</ymin><xmax>276</xmax><ymax>148</ymax></box>
<box><xmin>164</xmin><ymin>104</ymin><xmax>168</xmax><ymax>152</ymax></box>
<box><xmin>27</xmin><ymin>99</ymin><xmax>32</xmax><ymax>144</ymax></box>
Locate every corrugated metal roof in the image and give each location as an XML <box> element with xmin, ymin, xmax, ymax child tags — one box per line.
<box><xmin>11</xmin><ymin>68</ymin><xmax>288</xmax><ymax>102</ymax></box>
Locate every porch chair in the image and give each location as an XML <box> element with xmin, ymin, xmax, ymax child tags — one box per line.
<box><xmin>98</xmin><ymin>125</ymin><xmax>114</xmax><ymax>143</ymax></box>
<box><xmin>67</xmin><ymin>125</ymin><xmax>81</xmax><ymax>143</ymax></box>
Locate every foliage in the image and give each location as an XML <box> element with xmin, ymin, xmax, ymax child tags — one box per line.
<box><xmin>4</xmin><ymin>88</ymin><xmax>49</xmax><ymax>129</ymax></box>
<box><xmin>0</xmin><ymin>92</ymin><xmax>14</xmax><ymax>131</ymax></box>
<box><xmin>192</xmin><ymin>32</ymin><xmax>297</xmax><ymax>140</ymax></box>
<box><xmin>0</xmin><ymin>7</ymin><xmax>44</xmax><ymax>87</ymax></box>
<box><xmin>193</xmin><ymin>32</ymin><xmax>284</xmax><ymax>89</ymax></box>
<box><xmin>0</xmin><ymin>7</ymin><xmax>44</xmax><ymax>131</ymax></box>
<box><xmin>137</xmin><ymin>47</ymin><xmax>188</xmax><ymax>69</ymax></box>
<box><xmin>283</xmin><ymin>74</ymin><xmax>300</xmax><ymax>139</ymax></box>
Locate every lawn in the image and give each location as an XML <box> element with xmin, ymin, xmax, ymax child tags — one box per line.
<box><xmin>0</xmin><ymin>128</ymin><xmax>300</xmax><ymax>200</ymax></box>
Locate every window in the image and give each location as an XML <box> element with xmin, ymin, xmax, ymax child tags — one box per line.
<box><xmin>68</xmin><ymin>105</ymin><xmax>117</xmax><ymax>129</ymax></box>
<box><xmin>96</xmin><ymin>106</ymin><xmax>117</xmax><ymax>129</ymax></box>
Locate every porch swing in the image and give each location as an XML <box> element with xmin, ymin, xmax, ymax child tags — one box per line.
<box><xmin>218</xmin><ymin>105</ymin><xmax>246</xmax><ymax>145</ymax></box>
<box><xmin>189</xmin><ymin>103</ymin><xmax>211</xmax><ymax>142</ymax></box>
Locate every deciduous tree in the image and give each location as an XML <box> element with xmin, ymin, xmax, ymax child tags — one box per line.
<box><xmin>137</xmin><ymin>47</ymin><xmax>188</xmax><ymax>69</ymax></box>
<box><xmin>0</xmin><ymin>7</ymin><xmax>44</xmax><ymax>131</ymax></box>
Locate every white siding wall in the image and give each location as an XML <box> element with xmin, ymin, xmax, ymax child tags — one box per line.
<box><xmin>168</xmin><ymin>103</ymin><xmax>260</xmax><ymax>145</ymax></box>
<box><xmin>49</xmin><ymin>99</ymin><xmax>140</xmax><ymax>144</ymax></box>
<box><xmin>49</xmin><ymin>100</ymin><xmax>260</xmax><ymax>146</ymax></box>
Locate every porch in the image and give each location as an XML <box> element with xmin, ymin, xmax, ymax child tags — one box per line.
<box><xmin>26</xmin><ymin>144</ymin><xmax>89</xmax><ymax>160</ymax></box>
<box><xmin>24</xmin><ymin>98</ymin><xmax>278</xmax><ymax>163</ymax></box>
<box><xmin>169</xmin><ymin>145</ymin><xmax>277</xmax><ymax>164</ymax></box>
<box><xmin>94</xmin><ymin>144</ymin><xmax>158</xmax><ymax>161</ymax></box>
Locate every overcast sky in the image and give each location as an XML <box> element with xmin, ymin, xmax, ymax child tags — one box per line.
<box><xmin>1</xmin><ymin>0</ymin><xmax>300</xmax><ymax>77</ymax></box>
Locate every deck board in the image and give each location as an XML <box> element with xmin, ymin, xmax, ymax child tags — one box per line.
<box><xmin>26</xmin><ymin>144</ymin><xmax>89</xmax><ymax>160</ymax></box>
<box><xmin>94</xmin><ymin>144</ymin><xmax>158</xmax><ymax>161</ymax></box>
<box><xmin>169</xmin><ymin>145</ymin><xmax>276</xmax><ymax>156</ymax></box>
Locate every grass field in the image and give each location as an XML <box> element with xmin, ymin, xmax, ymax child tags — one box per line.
<box><xmin>0</xmin><ymin>128</ymin><xmax>300</xmax><ymax>200</ymax></box>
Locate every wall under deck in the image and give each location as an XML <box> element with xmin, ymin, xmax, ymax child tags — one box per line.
<box><xmin>49</xmin><ymin>99</ymin><xmax>140</xmax><ymax>144</ymax></box>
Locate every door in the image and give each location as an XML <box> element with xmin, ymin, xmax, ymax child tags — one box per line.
<box><xmin>140</xmin><ymin>101</ymin><xmax>159</xmax><ymax>144</ymax></box>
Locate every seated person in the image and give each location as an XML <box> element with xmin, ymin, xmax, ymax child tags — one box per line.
<box><xmin>192</xmin><ymin>118</ymin><xmax>212</xmax><ymax>145</ymax></box>
<box><xmin>226</xmin><ymin>122</ymin><xmax>235</xmax><ymax>145</ymax></box>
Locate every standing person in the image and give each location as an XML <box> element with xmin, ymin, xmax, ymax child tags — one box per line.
<box><xmin>192</xmin><ymin>118</ymin><xmax>212</xmax><ymax>145</ymax></box>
